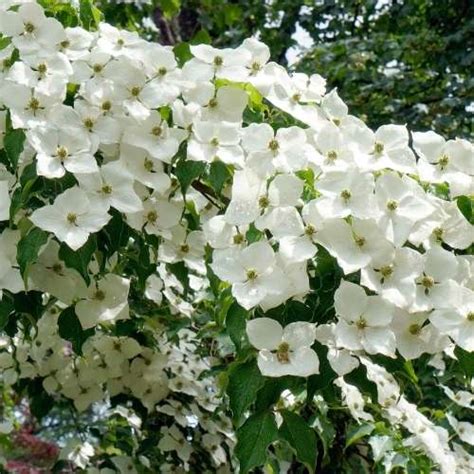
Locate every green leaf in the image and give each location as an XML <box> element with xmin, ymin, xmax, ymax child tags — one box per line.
<box><xmin>235</xmin><ymin>411</ymin><xmax>279</xmax><ymax>474</ymax></box>
<box><xmin>159</xmin><ymin>0</ymin><xmax>181</xmax><ymax>18</ymax></box>
<box><xmin>454</xmin><ymin>346</ymin><xmax>474</xmax><ymax>377</ymax></box>
<box><xmin>79</xmin><ymin>0</ymin><xmax>102</xmax><ymax>30</ymax></box>
<box><xmin>208</xmin><ymin>161</ymin><xmax>231</xmax><ymax>193</ymax></box>
<box><xmin>59</xmin><ymin>235</ymin><xmax>96</xmax><ymax>286</ymax></box>
<box><xmin>345</xmin><ymin>423</ymin><xmax>375</xmax><ymax>449</ymax></box>
<box><xmin>280</xmin><ymin>410</ymin><xmax>318</xmax><ymax>473</ymax></box>
<box><xmin>190</xmin><ymin>29</ymin><xmax>212</xmax><ymax>45</ymax></box>
<box><xmin>174</xmin><ymin>159</ymin><xmax>206</xmax><ymax>194</ymax></box>
<box><xmin>255</xmin><ymin>376</ymin><xmax>300</xmax><ymax>412</ymax></box>
<box><xmin>0</xmin><ymin>37</ymin><xmax>11</xmax><ymax>51</ymax></box>
<box><xmin>28</xmin><ymin>379</ymin><xmax>54</xmax><ymax>420</ymax></box>
<box><xmin>227</xmin><ymin>360</ymin><xmax>265</xmax><ymax>423</ymax></box>
<box><xmin>0</xmin><ymin>294</ymin><xmax>14</xmax><ymax>330</ymax></box>
<box><xmin>17</xmin><ymin>227</ymin><xmax>49</xmax><ymax>280</ymax></box>
<box><xmin>226</xmin><ymin>302</ymin><xmax>248</xmax><ymax>351</ymax></box>
<box><xmin>4</xmin><ymin>128</ymin><xmax>26</xmax><ymax>171</ymax></box>
<box><xmin>58</xmin><ymin>306</ymin><xmax>94</xmax><ymax>355</ymax></box>
<box><xmin>457</xmin><ymin>195</ymin><xmax>473</xmax><ymax>223</ymax></box>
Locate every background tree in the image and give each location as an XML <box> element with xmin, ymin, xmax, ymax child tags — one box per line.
<box><xmin>98</xmin><ymin>0</ymin><xmax>474</xmax><ymax>139</ymax></box>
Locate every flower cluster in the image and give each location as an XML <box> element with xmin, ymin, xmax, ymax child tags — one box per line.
<box><xmin>0</xmin><ymin>1</ymin><xmax>473</xmax><ymax>472</ymax></box>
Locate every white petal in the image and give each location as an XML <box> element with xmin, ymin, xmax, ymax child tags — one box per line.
<box><xmin>246</xmin><ymin>318</ymin><xmax>283</xmax><ymax>350</ymax></box>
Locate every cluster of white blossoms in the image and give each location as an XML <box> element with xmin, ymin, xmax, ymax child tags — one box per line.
<box><xmin>0</xmin><ymin>1</ymin><xmax>473</xmax><ymax>472</ymax></box>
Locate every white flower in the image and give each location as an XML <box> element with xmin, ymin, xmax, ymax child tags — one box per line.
<box><xmin>391</xmin><ymin>309</ymin><xmax>433</xmax><ymax>360</ymax></box>
<box><xmin>30</xmin><ymin>186</ymin><xmax>110</xmax><ymax>250</ymax></box>
<box><xmin>28</xmin><ymin>126</ymin><xmax>98</xmax><ymax>178</ymax></box>
<box><xmin>76</xmin><ymin>274</ymin><xmax>130</xmax><ymax>329</ymax></box>
<box><xmin>374</xmin><ymin>172</ymin><xmax>434</xmax><ymax>246</ymax></box>
<box><xmin>334</xmin><ymin>281</ymin><xmax>396</xmax><ymax>357</ymax></box>
<box><xmin>188</xmin><ymin>120</ymin><xmax>243</xmax><ymax>166</ymax></box>
<box><xmin>360</xmin><ymin>247</ymin><xmax>421</xmax><ymax>309</ymax></box>
<box><xmin>334</xmin><ymin>377</ymin><xmax>373</xmax><ymax>422</ymax></box>
<box><xmin>246</xmin><ymin>317</ymin><xmax>319</xmax><ymax>377</ymax></box>
<box><xmin>242</xmin><ymin>124</ymin><xmax>311</xmax><ymax>174</ymax></box>
<box><xmin>315</xmin><ymin>169</ymin><xmax>377</xmax><ymax>219</ymax></box>
<box><xmin>352</xmin><ymin>124</ymin><xmax>416</xmax><ymax>173</ymax></box>
<box><xmin>430</xmin><ymin>285</ymin><xmax>474</xmax><ymax>351</ymax></box>
<box><xmin>0</xmin><ymin>3</ymin><xmax>65</xmax><ymax>53</ymax></box>
<box><xmin>447</xmin><ymin>414</ymin><xmax>474</xmax><ymax>446</ymax></box>
<box><xmin>28</xmin><ymin>240</ymin><xmax>87</xmax><ymax>304</ymax></box>
<box><xmin>76</xmin><ymin>161</ymin><xmax>142</xmax><ymax>213</ymax></box>
<box><xmin>200</xmin><ymin>85</ymin><xmax>248</xmax><ymax>123</ymax></box>
<box><xmin>413</xmin><ymin>131</ymin><xmax>474</xmax><ymax>197</ymax></box>
<box><xmin>60</xmin><ymin>440</ymin><xmax>94</xmax><ymax>469</ymax></box>
<box><xmin>211</xmin><ymin>240</ymin><xmax>285</xmax><ymax>309</ymax></box>
<box><xmin>144</xmin><ymin>275</ymin><xmax>163</xmax><ymax>304</ymax></box>
<box><xmin>316</xmin><ymin>218</ymin><xmax>393</xmax><ymax>275</ymax></box>
<box><xmin>120</xmin><ymin>144</ymin><xmax>171</xmax><ymax>192</ymax></box>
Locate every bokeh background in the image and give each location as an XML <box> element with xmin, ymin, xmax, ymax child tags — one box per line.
<box><xmin>98</xmin><ymin>0</ymin><xmax>474</xmax><ymax>139</ymax></box>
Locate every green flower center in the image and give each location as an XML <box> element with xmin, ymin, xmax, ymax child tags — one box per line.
<box><xmin>246</xmin><ymin>269</ymin><xmax>258</xmax><ymax>281</ymax></box>
<box><xmin>233</xmin><ymin>233</ymin><xmax>245</xmax><ymax>244</ymax></box>
<box><xmin>28</xmin><ymin>98</ymin><xmax>40</xmax><ymax>111</ymax></box>
<box><xmin>408</xmin><ymin>323</ymin><xmax>422</xmax><ymax>335</ymax></box>
<box><xmin>146</xmin><ymin>211</ymin><xmax>158</xmax><ymax>223</ymax></box>
<box><xmin>438</xmin><ymin>154</ymin><xmax>449</xmax><ymax>169</ymax></box>
<box><xmin>67</xmin><ymin>213</ymin><xmax>77</xmax><ymax>224</ymax></box>
<box><xmin>340</xmin><ymin>189</ymin><xmax>352</xmax><ymax>201</ymax></box>
<box><xmin>83</xmin><ymin>118</ymin><xmax>95</xmax><ymax>130</ymax></box>
<box><xmin>268</xmin><ymin>139</ymin><xmax>279</xmax><ymax>152</ymax></box>
<box><xmin>276</xmin><ymin>342</ymin><xmax>291</xmax><ymax>363</ymax></box>
<box><xmin>386</xmin><ymin>200</ymin><xmax>398</xmax><ymax>211</ymax></box>
<box><xmin>24</xmin><ymin>22</ymin><xmax>35</xmax><ymax>34</ymax></box>
<box><xmin>356</xmin><ymin>318</ymin><xmax>367</xmax><ymax>330</ymax></box>
<box><xmin>259</xmin><ymin>196</ymin><xmax>270</xmax><ymax>209</ymax></box>
<box><xmin>56</xmin><ymin>146</ymin><xmax>68</xmax><ymax>160</ymax></box>
<box><xmin>374</xmin><ymin>141</ymin><xmax>384</xmax><ymax>155</ymax></box>
<box><xmin>94</xmin><ymin>290</ymin><xmax>106</xmax><ymax>301</ymax></box>
<box><xmin>130</xmin><ymin>86</ymin><xmax>141</xmax><ymax>97</ymax></box>
<box><xmin>144</xmin><ymin>158</ymin><xmax>155</xmax><ymax>172</ymax></box>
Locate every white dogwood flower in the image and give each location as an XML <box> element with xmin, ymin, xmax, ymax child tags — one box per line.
<box><xmin>246</xmin><ymin>317</ymin><xmax>319</xmax><ymax>377</ymax></box>
<box><xmin>30</xmin><ymin>186</ymin><xmax>110</xmax><ymax>250</ymax></box>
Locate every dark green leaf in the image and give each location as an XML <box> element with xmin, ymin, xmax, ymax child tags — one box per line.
<box><xmin>4</xmin><ymin>128</ymin><xmax>26</xmax><ymax>171</ymax></box>
<box><xmin>255</xmin><ymin>376</ymin><xmax>300</xmax><ymax>412</ymax></box>
<box><xmin>17</xmin><ymin>227</ymin><xmax>49</xmax><ymax>280</ymax></box>
<box><xmin>235</xmin><ymin>411</ymin><xmax>279</xmax><ymax>474</ymax></box>
<box><xmin>454</xmin><ymin>347</ymin><xmax>474</xmax><ymax>377</ymax></box>
<box><xmin>227</xmin><ymin>360</ymin><xmax>265</xmax><ymax>423</ymax></box>
<box><xmin>0</xmin><ymin>294</ymin><xmax>14</xmax><ymax>330</ymax></box>
<box><xmin>79</xmin><ymin>0</ymin><xmax>102</xmax><ymax>30</ymax></box>
<box><xmin>208</xmin><ymin>161</ymin><xmax>231</xmax><ymax>193</ymax></box>
<box><xmin>174</xmin><ymin>159</ymin><xmax>206</xmax><ymax>194</ymax></box>
<box><xmin>345</xmin><ymin>423</ymin><xmax>375</xmax><ymax>449</ymax></box>
<box><xmin>159</xmin><ymin>0</ymin><xmax>181</xmax><ymax>18</ymax></box>
<box><xmin>59</xmin><ymin>235</ymin><xmax>96</xmax><ymax>286</ymax></box>
<box><xmin>28</xmin><ymin>379</ymin><xmax>54</xmax><ymax>420</ymax></box>
<box><xmin>280</xmin><ymin>410</ymin><xmax>318</xmax><ymax>473</ymax></box>
<box><xmin>226</xmin><ymin>302</ymin><xmax>248</xmax><ymax>351</ymax></box>
<box><xmin>58</xmin><ymin>306</ymin><xmax>94</xmax><ymax>354</ymax></box>
<box><xmin>457</xmin><ymin>196</ymin><xmax>473</xmax><ymax>223</ymax></box>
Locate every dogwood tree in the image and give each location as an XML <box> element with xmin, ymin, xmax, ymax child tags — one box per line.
<box><xmin>0</xmin><ymin>1</ymin><xmax>473</xmax><ymax>473</ymax></box>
